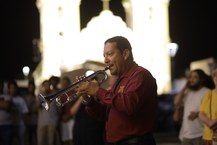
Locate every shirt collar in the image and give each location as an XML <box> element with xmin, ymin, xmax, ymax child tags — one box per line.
<box><xmin>119</xmin><ymin>62</ymin><xmax>138</xmax><ymax>79</ymax></box>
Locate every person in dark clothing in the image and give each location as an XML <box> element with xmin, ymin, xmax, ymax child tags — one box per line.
<box><xmin>72</xmin><ymin>103</ymin><xmax>105</xmax><ymax>145</ymax></box>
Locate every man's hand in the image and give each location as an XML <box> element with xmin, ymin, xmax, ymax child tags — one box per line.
<box><xmin>77</xmin><ymin>80</ymin><xmax>99</xmax><ymax>97</ymax></box>
<box><xmin>208</xmin><ymin>119</ymin><xmax>217</xmax><ymax>131</ymax></box>
<box><xmin>188</xmin><ymin>111</ymin><xmax>198</xmax><ymax>121</ymax></box>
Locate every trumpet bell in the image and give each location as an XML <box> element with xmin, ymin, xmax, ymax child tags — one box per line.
<box><xmin>38</xmin><ymin>94</ymin><xmax>49</xmax><ymax>110</ymax></box>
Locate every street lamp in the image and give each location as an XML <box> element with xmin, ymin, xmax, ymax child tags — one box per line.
<box><xmin>167</xmin><ymin>43</ymin><xmax>178</xmax><ymax>58</ymax></box>
<box><xmin>22</xmin><ymin>66</ymin><xmax>30</xmax><ymax>79</ymax></box>
<box><xmin>167</xmin><ymin>43</ymin><xmax>178</xmax><ymax>81</ymax></box>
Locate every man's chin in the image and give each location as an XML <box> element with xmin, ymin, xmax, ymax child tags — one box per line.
<box><xmin>109</xmin><ymin>70</ymin><xmax>116</xmax><ymax>76</ymax></box>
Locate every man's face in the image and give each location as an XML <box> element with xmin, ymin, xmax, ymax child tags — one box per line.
<box><xmin>188</xmin><ymin>71</ymin><xmax>202</xmax><ymax>90</ymax></box>
<box><xmin>42</xmin><ymin>81</ymin><xmax>51</xmax><ymax>94</ymax></box>
<box><xmin>103</xmin><ymin>42</ymin><xmax>125</xmax><ymax>76</ymax></box>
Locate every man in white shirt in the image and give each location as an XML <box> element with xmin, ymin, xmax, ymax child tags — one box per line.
<box><xmin>174</xmin><ymin>69</ymin><xmax>212</xmax><ymax>145</ymax></box>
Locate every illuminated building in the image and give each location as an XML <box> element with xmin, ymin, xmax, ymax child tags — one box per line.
<box><xmin>34</xmin><ymin>0</ymin><xmax>171</xmax><ymax>94</ymax></box>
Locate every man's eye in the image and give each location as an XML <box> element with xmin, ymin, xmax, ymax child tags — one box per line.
<box><xmin>107</xmin><ymin>52</ymin><xmax>112</xmax><ymax>56</ymax></box>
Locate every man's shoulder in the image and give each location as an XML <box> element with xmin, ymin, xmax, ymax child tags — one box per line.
<box><xmin>136</xmin><ymin>65</ymin><xmax>154</xmax><ymax>77</ymax></box>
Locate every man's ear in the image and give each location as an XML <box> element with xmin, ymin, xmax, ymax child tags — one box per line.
<box><xmin>123</xmin><ymin>49</ymin><xmax>130</xmax><ymax>60</ymax></box>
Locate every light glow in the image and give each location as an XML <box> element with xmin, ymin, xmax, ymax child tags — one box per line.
<box><xmin>22</xmin><ymin>66</ymin><xmax>30</xmax><ymax>77</ymax></box>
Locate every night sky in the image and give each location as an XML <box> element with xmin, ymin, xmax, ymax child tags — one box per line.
<box><xmin>169</xmin><ymin>0</ymin><xmax>217</xmax><ymax>77</ymax></box>
<box><xmin>1</xmin><ymin>0</ymin><xmax>217</xmax><ymax>81</ymax></box>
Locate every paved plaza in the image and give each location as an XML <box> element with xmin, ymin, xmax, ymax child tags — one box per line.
<box><xmin>154</xmin><ymin>132</ymin><xmax>181</xmax><ymax>145</ymax></box>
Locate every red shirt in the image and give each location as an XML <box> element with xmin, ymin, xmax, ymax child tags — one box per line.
<box><xmin>86</xmin><ymin>62</ymin><xmax>158</xmax><ymax>143</ymax></box>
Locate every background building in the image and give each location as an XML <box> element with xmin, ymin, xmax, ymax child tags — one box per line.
<box><xmin>34</xmin><ymin>0</ymin><xmax>172</xmax><ymax>95</ymax></box>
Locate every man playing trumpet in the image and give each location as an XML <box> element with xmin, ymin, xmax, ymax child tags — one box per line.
<box><xmin>77</xmin><ymin>36</ymin><xmax>158</xmax><ymax>145</ymax></box>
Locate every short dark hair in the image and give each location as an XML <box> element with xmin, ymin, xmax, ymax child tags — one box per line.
<box><xmin>42</xmin><ymin>80</ymin><xmax>50</xmax><ymax>86</ymax></box>
<box><xmin>49</xmin><ymin>76</ymin><xmax>60</xmax><ymax>84</ymax></box>
<box><xmin>104</xmin><ymin>36</ymin><xmax>132</xmax><ymax>53</ymax></box>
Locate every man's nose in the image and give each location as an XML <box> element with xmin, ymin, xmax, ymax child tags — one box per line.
<box><xmin>104</xmin><ymin>57</ymin><xmax>109</xmax><ymax>64</ymax></box>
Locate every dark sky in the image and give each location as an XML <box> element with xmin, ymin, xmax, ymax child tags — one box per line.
<box><xmin>1</xmin><ymin>0</ymin><xmax>40</xmax><ymax>80</ymax></box>
<box><xmin>169</xmin><ymin>0</ymin><xmax>217</xmax><ymax>77</ymax></box>
<box><xmin>0</xmin><ymin>0</ymin><xmax>217</xmax><ymax>81</ymax></box>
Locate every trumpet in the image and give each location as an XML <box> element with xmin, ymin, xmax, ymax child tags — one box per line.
<box><xmin>38</xmin><ymin>66</ymin><xmax>110</xmax><ymax>110</ymax></box>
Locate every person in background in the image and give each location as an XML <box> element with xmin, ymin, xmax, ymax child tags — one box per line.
<box><xmin>49</xmin><ymin>76</ymin><xmax>60</xmax><ymax>93</ymax></box>
<box><xmin>24</xmin><ymin>81</ymin><xmax>38</xmax><ymax>145</ymax></box>
<box><xmin>49</xmin><ymin>75</ymin><xmax>61</xmax><ymax>145</ymax></box>
<box><xmin>77</xmin><ymin>36</ymin><xmax>158</xmax><ymax>145</ymax></box>
<box><xmin>0</xmin><ymin>80</ymin><xmax>13</xmax><ymax>145</ymax></box>
<box><xmin>36</xmin><ymin>79</ymin><xmax>60</xmax><ymax>145</ymax></box>
<box><xmin>8</xmin><ymin>80</ymin><xmax>29</xmax><ymax>145</ymax></box>
<box><xmin>70</xmin><ymin>94</ymin><xmax>105</xmax><ymax>145</ymax></box>
<box><xmin>59</xmin><ymin>76</ymin><xmax>75</xmax><ymax>145</ymax></box>
<box><xmin>68</xmin><ymin>73</ymin><xmax>111</xmax><ymax>145</ymax></box>
<box><xmin>174</xmin><ymin>69</ymin><xmax>213</xmax><ymax>145</ymax></box>
<box><xmin>199</xmin><ymin>68</ymin><xmax>217</xmax><ymax>145</ymax></box>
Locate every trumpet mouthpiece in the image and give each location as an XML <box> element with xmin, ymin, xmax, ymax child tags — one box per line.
<box><xmin>105</xmin><ymin>66</ymin><xmax>110</xmax><ymax>70</ymax></box>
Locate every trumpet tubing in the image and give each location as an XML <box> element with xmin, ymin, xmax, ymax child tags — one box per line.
<box><xmin>38</xmin><ymin>66</ymin><xmax>110</xmax><ymax>110</ymax></box>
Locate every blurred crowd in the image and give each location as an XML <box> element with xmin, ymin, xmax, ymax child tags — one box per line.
<box><xmin>1</xmin><ymin>67</ymin><xmax>217</xmax><ymax>145</ymax></box>
<box><xmin>0</xmin><ymin>75</ymin><xmax>107</xmax><ymax>145</ymax></box>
